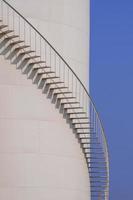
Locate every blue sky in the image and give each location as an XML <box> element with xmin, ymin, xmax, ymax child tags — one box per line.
<box><xmin>90</xmin><ymin>1</ymin><xmax>133</xmax><ymax>199</ymax></box>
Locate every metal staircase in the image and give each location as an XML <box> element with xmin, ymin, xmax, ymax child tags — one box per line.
<box><xmin>0</xmin><ymin>0</ymin><xmax>109</xmax><ymax>199</ymax></box>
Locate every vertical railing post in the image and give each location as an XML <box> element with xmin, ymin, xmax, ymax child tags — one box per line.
<box><xmin>23</xmin><ymin>20</ymin><xmax>25</xmax><ymax>42</ymax></box>
<box><xmin>35</xmin><ymin>30</ymin><xmax>36</xmax><ymax>53</ymax></box>
<box><xmin>40</xmin><ymin>36</ymin><xmax>41</xmax><ymax>61</ymax></box>
<box><xmin>7</xmin><ymin>4</ymin><xmax>9</xmax><ymax>27</ymax></box>
<box><xmin>18</xmin><ymin>14</ymin><xmax>20</xmax><ymax>40</ymax></box>
<box><xmin>1</xmin><ymin>0</ymin><xmax>3</xmax><ymax>21</ymax></box>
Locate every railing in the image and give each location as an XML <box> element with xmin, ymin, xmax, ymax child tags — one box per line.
<box><xmin>0</xmin><ymin>0</ymin><xmax>109</xmax><ymax>199</ymax></box>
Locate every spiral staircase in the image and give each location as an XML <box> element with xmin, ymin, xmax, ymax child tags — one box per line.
<box><xmin>0</xmin><ymin>0</ymin><xmax>109</xmax><ymax>199</ymax></box>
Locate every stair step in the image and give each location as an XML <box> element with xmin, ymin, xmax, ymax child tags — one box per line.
<box><xmin>82</xmin><ymin>142</ymin><xmax>100</xmax><ymax>145</ymax></box>
<box><xmin>87</xmin><ymin>143</ymin><xmax>101</xmax><ymax>148</ymax></box>
<box><xmin>78</xmin><ymin>133</ymin><xmax>95</xmax><ymax>136</ymax></box>
<box><xmin>65</xmin><ymin>107</ymin><xmax>82</xmax><ymax>110</ymax></box>
<box><xmin>91</xmin><ymin>185</ymin><xmax>107</xmax><ymax>188</ymax></box>
<box><xmin>19</xmin><ymin>50</ymin><xmax>35</xmax><ymax>55</ymax></box>
<box><xmin>29</xmin><ymin>61</ymin><xmax>46</xmax><ymax>65</ymax></box>
<box><xmin>85</xmin><ymin>152</ymin><xmax>104</xmax><ymax>155</ymax></box>
<box><xmin>38</xmin><ymin>71</ymin><xmax>55</xmax><ymax>75</ymax></box>
<box><xmin>90</xmin><ymin>178</ymin><xmax>108</xmax><ymax>182</ymax></box>
<box><xmin>91</xmin><ymin>194</ymin><xmax>106</xmax><ymax>197</ymax></box>
<box><xmin>61</xmin><ymin>102</ymin><xmax>79</xmax><ymax>105</ymax></box>
<box><xmin>0</xmin><ymin>30</ymin><xmax>14</xmax><ymax>35</ymax></box>
<box><xmin>90</xmin><ymin>180</ymin><xmax>108</xmax><ymax>183</ymax></box>
<box><xmin>80</xmin><ymin>136</ymin><xmax>97</xmax><ymax>139</ymax></box>
<box><xmin>90</xmin><ymin>172</ymin><xmax>107</xmax><ymax>175</ymax></box>
<box><xmin>57</xmin><ymin>96</ymin><xmax>75</xmax><ymax>100</ymax></box>
<box><xmin>82</xmin><ymin>146</ymin><xmax>99</xmax><ymax>150</ymax></box>
<box><xmin>91</xmin><ymin>184</ymin><xmax>107</xmax><ymax>187</ymax></box>
<box><xmin>74</xmin><ymin>127</ymin><xmax>93</xmax><ymax>130</ymax></box>
<box><xmin>10</xmin><ymin>40</ymin><xmax>24</xmax><ymax>46</ymax></box>
<box><xmin>54</xmin><ymin>91</ymin><xmax>71</xmax><ymax>95</ymax></box>
<box><xmin>88</xmin><ymin>166</ymin><xmax>107</xmax><ymax>169</ymax></box>
<box><xmin>0</xmin><ymin>25</ymin><xmax>8</xmax><ymax>29</ymax></box>
<box><xmin>24</xmin><ymin>55</ymin><xmax>40</xmax><ymax>60</ymax></box>
<box><xmin>87</xmin><ymin>157</ymin><xmax>105</xmax><ymax>160</ymax></box>
<box><xmin>68</xmin><ymin>112</ymin><xmax>86</xmax><ymax>116</ymax></box>
<box><xmin>88</xmin><ymin>161</ymin><xmax>107</xmax><ymax>164</ymax></box>
<box><xmin>74</xmin><ymin>125</ymin><xmax>93</xmax><ymax>129</ymax></box>
<box><xmin>33</xmin><ymin>66</ymin><xmax>51</xmax><ymax>70</ymax></box>
<box><xmin>29</xmin><ymin>66</ymin><xmax>49</xmax><ymax>80</ymax></box>
<box><xmin>43</xmin><ymin>76</ymin><xmax>59</xmax><ymax>80</ymax></box>
<box><xmin>46</xmin><ymin>82</ymin><xmax>64</xmax><ymax>86</ymax></box>
<box><xmin>78</xmin><ymin>131</ymin><xmax>96</xmax><ymax>134</ymax></box>
<box><xmin>90</xmin><ymin>176</ymin><xmax>107</xmax><ymax>179</ymax></box>
<box><xmin>91</xmin><ymin>190</ymin><xmax>106</xmax><ymax>193</ymax></box>
<box><xmin>89</xmin><ymin>147</ymin><xmax>102</xmax><ymax>150</ymax></box>
<box><xmin>69</xmin><ymin>116</ymin><xmax>88</xmax><ymax>119</ymax></box>
<box><xmin>89</xmin><ymin>180</ymin><xmax>107</xmax><ymax>184</ymax></box>
<box><xmin>50</xmin><ymin>86</ymin><xmax>68</xmax><ymax>90</ymax></box>
<box><xmin>72</xmin><ymin>122</ymin><xmax>91</xmax><ymax>125</ymax></box>
<box><xmin>15</xmin><ymin>45</ymin><xmax>30</xmax><ymax>50</ymax></box>
<box><xmin>4</xmin><ymin>35</ymin><xmax>19</xmax><ymax>40</ymax></box>
<box><xmin>79</xmin><ymin>134</ymin><xmax>98</xmax><ymax>140</ymax></box>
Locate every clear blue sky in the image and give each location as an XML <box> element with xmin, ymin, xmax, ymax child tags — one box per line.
<box><xmin>90</xmin><ymin>1</ymin><xmax>133</xmax><ymax>199</ymax></box>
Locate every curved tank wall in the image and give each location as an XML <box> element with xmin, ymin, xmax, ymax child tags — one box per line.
<box><xmin>0</xmin><ymin>56</ymin><xmax>90</xmax><ymax>199</ymax></box>
<box><xmin>7</xmin><ymin>0</ymin><xmax>90</xmax><ymax>89</ymax></box>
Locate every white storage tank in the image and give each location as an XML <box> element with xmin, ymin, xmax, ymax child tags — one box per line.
<box><xmin>0</xmin><ymin>0</ymin><xmax>90</xmax><ymax>200</ymax></box>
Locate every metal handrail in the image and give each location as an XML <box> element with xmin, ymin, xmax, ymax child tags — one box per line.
<box><xmin>0</xmin><ymin>0</ymin><xmax>109</xmax><ymax>199</ymax></box>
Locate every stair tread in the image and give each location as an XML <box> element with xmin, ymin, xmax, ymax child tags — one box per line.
<box><xmin>10</xmin><ymin>40</ymin><xmax>24</xmax><ymax>45</ymax></box>
<box><xmin>0</xmin><ymin>25</ymin><xmax>8</xmax><ymax>29</ymax></box>
<box><xmin>46</xmin><ymin>81</ymin><xmax>64</xmax><ymax>85</ymax></box>
<box><xmin>72</xmin><ymin>122</ymin><xmax>91</xmax><ymax>124</ymax></box>
<box><xmin>42</xmin><ymin>76</ymin><xmax>59</xmax><ymax>79</ymax></box>
<box><xmin>90</xmin><ymin>176</ymin><xmax>107</xmax><ymax>178</ymax></box>
<box><xmin>33</xmin><ymin>66</ymin><xmax>50</xmax><ymax>70</ymax></box>
<box><xmin>91</xmin><ymin>185</ymin><xmax>107</xmax><ymax>187</ymax></box>
<box><xmin>57</xmin><ymin>96</ymin><xmax>75</xmax><ymax>99</ymax></box>
<box><xmin>54</xmin><ymin>91</ymin><xmax>71</xmax><ymax>95</ymax></box>
<box><xmin>61</xmin><ymin>102</ymin><xmax>79</xmax><ymax>105</ymax></box>
<box><xmin>85</xmin><ymin>152</ymin><xmax>104</xmax><ymax>154</ymax></box>
<box><xmin>80</xmin><ymin>137</ymin><xmax>97</xmax><ymax>139</ymax></box>
<box><xmin>78</xmin><ymin>132</ymin><xmax>95</xmax><ymax>135</ymax></box>
<box><xmin>82</xmin><ymin>142</ymin><xmax>100</xmax><ymax>144</ymax></box>
<box><xmin>69</xmin><ymin>116</ymin><xmax>88</xmax><ymax>119</ymax></box>
<box><xmin>74</xmin><ymin>127</ymin><xmax>93</xmax><ymax>129</ymax></box>
<box><xmin>0</xmin><ymin>30</ymin><xmax>14</xmax><ymax>35</ymax></box>
<box><xmin>50</xmin><ymin>86</ymin><xmax>68</xmax><ymax>90</ymax></box>
<box><xmin>4</xmin><ymin>35</ymin><xmax>19</xmax><ymax>40</ymax></box>
<box><xmin>89</xmin><ymin>167</ymin><xmax>107</xmax><ymax>169</ymax></box>
<box><xmin>87</xmin><ymin>157</ymin><xmax>105</xmax><ymax>159</ymax></box>
<box><xmin>25</xmin><ymin>55</ymin><xmax>40</xmax><ymax>60</ymax></box>
<box><xmin>65</xmin><ymin>107</ymin><xmax>82</xmax><ymax>109</ymax></box>
<box><xmin>19</xmin><ymin>50</ymin><xmax>35</xmax><ymax>55</ymax></box>
<box><xmin>68</xmin><ymin>112</ymin><xmax>86</xmax><ymax>115</ymax></box>
<box><xmin>38</xmin><ymin>71</ymin><xmax>55</xmax><ymax>75</ymax></box>
<box><xmin>88</xmin><ymin>161</ymin><xmax>107</xmax><ymax>163</ymax></box>
<box><xmin>83</xmin><ymin>146</ymin><xmax>99</xmax><ymax>150</ymax></box>
<box><xmin>29</xmin><ymin>61</ymin><xmax>46</xmax><ymax>64</ymax></box>
<box><xmin>14</xmin><ymin>45</ymin><xmax>30</xmax><ymax>50</ymax></box>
